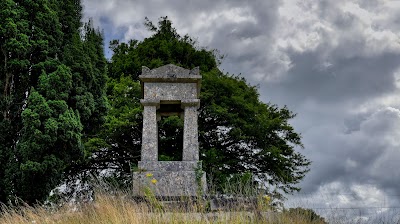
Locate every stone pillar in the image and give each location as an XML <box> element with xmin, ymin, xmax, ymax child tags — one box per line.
<box><xmin>140</xmin><ymin>99</ymin><xmax>160</xmax><ymax>161</ymax></box>
<box><xmin>134</xmin><ymin>64</ymin><xmax>206</xmax><ymax>198</ymax></box>
<box><xmin>181</xmin><ymin>99</ymin><xmax>200</xmax><ymax>161</ymax></box>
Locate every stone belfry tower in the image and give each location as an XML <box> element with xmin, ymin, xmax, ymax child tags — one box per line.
<box><xmin>133</xmin><ymin>64</ymin><xmax>206</xmax><ymax>198</ymax></box>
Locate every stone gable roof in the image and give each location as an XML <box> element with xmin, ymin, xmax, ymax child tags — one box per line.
<box><xmin>139</xmin><ymin>64</ymin><xmax>201</xmax><ymax>82</ymax></box>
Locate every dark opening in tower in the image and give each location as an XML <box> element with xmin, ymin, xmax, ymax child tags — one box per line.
<box><xmin>157</xmin><ymin>103</ymin><xmax>184</xmax><ymax>161</ymax></box>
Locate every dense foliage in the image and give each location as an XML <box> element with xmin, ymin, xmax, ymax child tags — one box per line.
<box><xmin>86</xmin><ymin>17</ymin><xmax>310</xmax><ymax>197</ymax></box>
<box><xmin>0</xmin><ymin>0</ymin><xmax>107</xmax><ymax>204</ymax></box>
<box><xmin>1</xmin><ymin>2</ymin><xmax>309</xmax><ymax>203</ymax></box>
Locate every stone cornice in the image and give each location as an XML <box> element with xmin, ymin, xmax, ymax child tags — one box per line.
<box><xmin>139</xmin><ymin>64</ymin><xmax>201</xmax><ymax>83</ymax></box>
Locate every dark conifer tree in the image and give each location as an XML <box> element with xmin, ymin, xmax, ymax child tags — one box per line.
<box><xmin>0</xmin><ymin>0</ymin><xmax>107</xmax><ymax>204</ymax></box>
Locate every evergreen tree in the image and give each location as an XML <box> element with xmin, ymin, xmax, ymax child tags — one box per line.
<box><xmin>61</xmin><ymin>20</ymin><xmax>108</xmax><ymax>138</ymax></box>
<box><xmin>0</xmin><ymin>0</ymin><xmax>107</xmax><ymax>204</ymax></box>
<box><xmin>14</xmin><ymin>65</ymin><xmax>83</xmax><ymax>203</ymax></box>
<box><xmin>0</xmin><ymin>0</ymin><xmax>26</xmax><ymax>202</ymax></box>
<box><xmin>1</xmin><ymin>0</ymin><xmax>62</xmax><ymax>203</ymax></box>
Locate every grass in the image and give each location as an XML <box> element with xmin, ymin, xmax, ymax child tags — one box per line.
<box><xmin>0</xmin><ymin>173</ymin><xmax>329</xmax><ymax>224</ymax></box>
<box><xmin>0</xmin><ymin>190</ymin><xmax>328</xmax><ymax>224</ymax></box>
<box><xmin>2</xmin><ymin>175</ymin><xmax>398</xmax><ymax>224</ymax></box>
<box><xmin>2</xmin><ymin>186</ymin><xmax>399</xmax><ymax>224</ymax></box>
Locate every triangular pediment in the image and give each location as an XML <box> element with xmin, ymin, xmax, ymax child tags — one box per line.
<box><xmin>139</xmin><ymin>64</ymin><xmax>200</xmax><ymax>81</ymax></box>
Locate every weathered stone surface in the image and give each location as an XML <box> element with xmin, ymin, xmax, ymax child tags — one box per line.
<box><xmin>140</xmin><ymin>99</ymin><xmax>160</xmax><ymax>161</ymax></box>
<box><xmin>138</xmin><ymin>161</ymin><xmax>200</xmax><ymax>171</ymax></box>
<box><xmin>132</xmin><ymin>171</ymin><xmax>207</xmax><ymax>197</ymax></box>
<box><xmin>140</xmin><ymin>64</ymin><xmax>201</xmax><ymax>99</ymax></box>
<box><xmin>182</xmin><ymin>101</ymin><xmax>200</xmax><ymax>161</ymax></box>
<box><xmin>140</xmin><ymin>64</ymin><xmax>201</xmax><ymax>82</ymax></box>
<box><xmin>143</xmin><ymin>82</ymin><xmax>198</xmax><ymax>100</ymax></box>
<box><xmin>136</xmin><ymin>64</ymin><xmax>206</xmax><ymax>198</ymax></box>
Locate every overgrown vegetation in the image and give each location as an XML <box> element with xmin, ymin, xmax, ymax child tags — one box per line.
<box><xmin>0</xmin><ymin>181</ymin><xmax>327</xmax><ymax>224</ymax></box>
<box><xmin>0</xmin><ymin>195</ymin><xmax>321</xmax><ymax>224</ymax></box>
<box><xmin>1</xmin><ymin>0</ymin><xmax>309</xmax><ymax>205</ymax></box>
<box><xmin>85</xmin><ymin>16</ymin><xmax>310</xmax><ymax>201</ymax></box>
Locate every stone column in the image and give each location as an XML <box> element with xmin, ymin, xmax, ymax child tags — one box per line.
<box><xmin>181</xmin><ymin>99</ymin><xmax>200</xmax><ymax>161</ymax></box>
<box><xmin>140</xmin><ymin>99</ymin><xmax>160</xmax><ymax>161</ymax></box>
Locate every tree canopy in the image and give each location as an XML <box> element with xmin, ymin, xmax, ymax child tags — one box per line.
<box><xmin>0</xmin><ymin>0</ymin><xmax>107</xmax><ymax>204</ymax></box>
<box><xmin>1</xmin><ymin>5</ymin><xmax>309</xmax><ymax>203</ymax></box>
<box><xmin>86</xmin><ymin>17</ymin><xmax>310</xmax><ymax>197</ymax></box>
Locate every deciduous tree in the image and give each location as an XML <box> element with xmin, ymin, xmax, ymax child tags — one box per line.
<box><xmin>90</xmin><ymin>17</ymin><xmax>310</xmax><ymax>196</ymax></box>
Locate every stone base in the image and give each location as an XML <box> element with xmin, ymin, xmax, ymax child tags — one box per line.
<box><xmin>133</xmin><ymin>161</ymin><xmax>207</xmax><ymax>198</ymax></box>
<box><xmin>132</xmin><ymin>170</ymin><xmax>207</xmax><ymax>198</ymax></box>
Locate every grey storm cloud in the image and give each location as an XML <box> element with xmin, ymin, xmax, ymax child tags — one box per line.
<box><xmin>82</xmin><ymin>0</ymin><xmax>400</xmax><ymax>219</ymax></box>
<box><xmin>82</xmin><ymin>0</ymin><xmax>282</xmax><ymax>77</ymax></box>
<box><xmin>266</xmin><ymin>51</ymin><xmax>400</xmax><ymax>105</ymax></box>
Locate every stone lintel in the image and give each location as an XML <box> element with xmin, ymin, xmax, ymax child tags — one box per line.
<box><xmin>138</xmin><ymin>161</ymin><xmax>201</xmax><ymax>171</ymax></box>
<box><xmin>181</xmin><ymin>99</ymin><xmax>200</xmax><ymax>108</ymax></box>
<box><xmin>160</xmin><ymin>100</ymin><xmax>181</xmax><ymax>104</ymax></box>
<box><xmin>140</xmin><ymin>65</ymin><xmax>201</xmax><ymax>99</ymax></box>
<box><xmin>140</xmin><ymin>99</ymin><xmax>160</xmax><ymax>108</ymax></box>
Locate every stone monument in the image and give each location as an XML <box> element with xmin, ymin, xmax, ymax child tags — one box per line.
<box><xmin>132</xmin><ymin>64</ymin><xmax>207</xmax><ymax>198</ymax></box>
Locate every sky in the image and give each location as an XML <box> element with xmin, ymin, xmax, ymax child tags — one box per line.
<box><xmin>82</xmin><ymin>0</ymin><xmax>400</xmax><ymax>220</ymax></box>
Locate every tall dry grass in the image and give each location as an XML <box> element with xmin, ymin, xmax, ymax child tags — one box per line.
<box><xmin>0</xmin><ymin>191</ymin><xmax>328</xmax><ymax>224</ymax></box>
<box><xmin>0</xmin><ymin>174</ymin><xmax>331</xmax><ymax>224</ymax></box>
